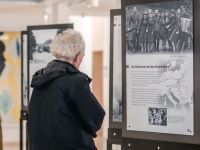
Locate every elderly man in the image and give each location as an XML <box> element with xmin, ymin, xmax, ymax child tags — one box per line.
<box><xmin>28</xmin><ymin>29</ymin><xmax>105</xmax><ymax>150</ymax></box>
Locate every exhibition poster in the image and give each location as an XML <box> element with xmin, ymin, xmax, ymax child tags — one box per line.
<box><xmin>113</xmin><ymin>15</ymin><xmax>122</xmax><ymax>122</ymax></box>
<box><xmin>29</xmin><ymin>29</ymin><xmax>60</xmax><ymax>98</ymax></box>
<box><xmin>28</xmin><ymin>25</ymin><xmax>72</xmax><ymax>99</ymax></box>
<box><xmin>126</xmin><ymin>0</ymin><xmax>194</xmax><ymax>135</ymax></box>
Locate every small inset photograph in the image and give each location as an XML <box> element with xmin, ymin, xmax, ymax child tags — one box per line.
<box><xmin>148</xmin><ymin>107</ymin><xmax>167</xmax><ymax>126</ymax></box>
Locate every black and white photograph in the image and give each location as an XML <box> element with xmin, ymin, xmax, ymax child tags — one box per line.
<box><xmin>126</xmin><ymin>0</ymin><xmax>193</xmax><ymax>54</ymax></box>
<box><xmin>28</xmin><ymin>24</ymin><xmax>73</xmax><ymax>98</ymax></box>
<box><xmin>148</xmin><ymin>107</ymin><xmax>167</xmax><ymax>126</ymax></box>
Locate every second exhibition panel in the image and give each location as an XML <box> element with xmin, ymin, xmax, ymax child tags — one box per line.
<box><xmin>107</xmin><ymin>9</ymin><xmax>123</xmax><ymax>150</ymax></box>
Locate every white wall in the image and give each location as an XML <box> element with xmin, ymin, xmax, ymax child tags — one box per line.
<box><xmin>91</xmin><ymin>16</ymin><xmax>108</xmax><ymax>51</ymax></box>
<box><xmin>0</xmin><ymin>6</ymin><xmax>44</xmax><ymax>31</ymax></box>
<box><xmin>67</xmin><ymin>16</ymin><xmax>93</xmax><ymax>77</ymax></box>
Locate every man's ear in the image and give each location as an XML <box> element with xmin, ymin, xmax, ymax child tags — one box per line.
<box><xmin>73</xmin><ymin>52</ymin><xmax>81</xmax><ymax>63</ymax></box>
<box><xmin>74</xmin><ymin>53</ymin><xmax>78</xmax><ymax>63</ymax></box>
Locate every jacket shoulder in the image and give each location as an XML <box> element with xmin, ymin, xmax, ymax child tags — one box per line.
<box><xmin>55</xmin><ymin>72</ymin><xmax>91</xmax><ymax>92</ymax></box>
<box><xmin>64</xmin><ymin>71</ymin><xmax>92</xmax><ymax>85</ymax></box>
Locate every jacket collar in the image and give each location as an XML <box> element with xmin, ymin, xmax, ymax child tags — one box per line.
<box><xmin>53</xmin><ymin>60</ymin><xmax>92</xmax><ymax>83</ymax></box>
<box><xmin>53</xmin><ymin>59</ymin><xmax>79</xmax><ymax>73</ymax></box>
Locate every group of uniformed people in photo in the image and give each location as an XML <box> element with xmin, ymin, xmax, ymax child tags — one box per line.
<box><xmin>126</xmin><ymin>5</ymin><xmax>193</xmax><ymax>53</ymax></box>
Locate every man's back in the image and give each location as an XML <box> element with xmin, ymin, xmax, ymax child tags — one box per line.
<box><xmin>28</xmin><ymin>60</ymin><xmax>105</xmax><ymax>150</ymax></box>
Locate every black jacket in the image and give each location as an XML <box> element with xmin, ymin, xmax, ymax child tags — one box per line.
<box><xmin>28</xmin><ymin>60</ymin><xmax>105</xmax><ymax>150</ymax></box>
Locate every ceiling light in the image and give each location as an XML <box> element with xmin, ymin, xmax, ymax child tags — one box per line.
<box><xmin>87</xmin><ymin>0</ymin><xmax>99</xmax><ymax>7</ymax></box>
<box><xmin>87</xmin><ymin>4</ymin><xmax>91</xmax><ymax>8</ymax></box>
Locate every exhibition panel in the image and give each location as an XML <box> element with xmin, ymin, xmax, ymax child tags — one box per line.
<box><xmin>121</xmin><ymin>0</ymin><xmax>200</xmax><ymax>148</ymax></box>
<box><xmin>108</xmin><ymin>9</ymin><xmax>122</xmax><ymax>150</ymax></box>
<box><xmin>20</xmin><ymin>31</ymin><xmax>28</xmax><ymax>150</ymax></box>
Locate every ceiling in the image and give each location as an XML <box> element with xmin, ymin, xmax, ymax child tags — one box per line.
<box><xmin>0</xmin><ymin>0</ymin><xmax>120</xmax><ymax>15</ymax></box>
<box><xmin>0</xmin><ymin>0</ymin><xmax>42</xmax><ymax>1</ymax></box>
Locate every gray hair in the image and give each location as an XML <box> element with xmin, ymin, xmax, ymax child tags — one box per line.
<box><xmin>50</xmin><ymin>29</ymin><xmax>85</xmax><ymax>61</ymax></box>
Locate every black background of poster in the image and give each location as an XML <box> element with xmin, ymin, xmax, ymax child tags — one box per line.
<box><xmin>121</xmin><ymin>0</ymin><xmax>200</xmax><ymax>146</ymax></box>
